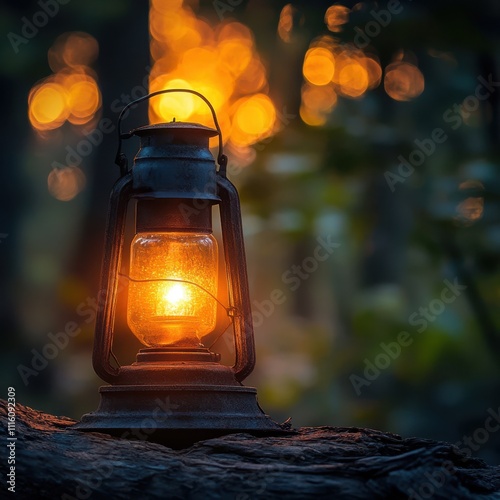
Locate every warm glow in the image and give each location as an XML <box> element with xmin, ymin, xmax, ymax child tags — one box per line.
<box><xmin>231</xmin><ymin>94</ymin><xmax>276</xmax><ymax>146</ymax></box>
<box><xmin>363</xmin><ymin>56</ymin><xmax>382</xmax><ymax>89</ymax></box>
<box><xmin>48</xmin><ymin>32</ymin><xmax>99</xmax><ymax>72</ymax></box>
<box><xmin>153</xmin><ymin>78</ymin><xmax>196</xmax><ymax>121</ymax></box>
<box><xmin>384</xmin><ymin>62</ymin><xmax>425</xmax><ymax>101</ymax></box>
<box><xmin>127</xmin><ymin>232</ymin><xmax>218</xmax><ymax>347</ymax></box>
<box><xmin>300</xmin><ymin>104</ymin><xmax>328</xmax><ymax>126</ymax></box>
<box><xmin>236</xmin><ymin>56</ymin><xmax>267</xmax><ymax>95</ymax></box>
<box><xmin>331</xmin><ymin>49</ymin><xmax>375</xmax><ymax>98</ymax></box>
<box><xmin>63</xmin><ymin>33</ymin><xmax>98</xmax><ymax>67</ymax></box>
<box><xmin>300</xmin><ymin>82</ymin><xmax>337</xmax><ymax>126</ymax></box>
<box><xmin>337</xmin><ymin>62</ymin><xmax>369</xmax><ymax>98</ymax></box>
<box><xmin>300</xmin><ymin>39</ymin><xmax>383</xmax><ymax>125</ymax></box>
<box><xmin>29</xmin><ymin>83</ymin><xmax>69</xmax><ymax>130</ymax></box>
<box><xmin>301</xmin><ymin>83</ymin><xmax>337</xmax><ymax>111</ymax></box>
<box><xmin>278</xmin><ymin>4</ymin><xmax>294</xmax><ymax>42</ymax></box>
<box><xmin>66</xmin><ymin>74</ymin><xmax>101</xmax><ymax>124</ymax></box>
<box><xmin>28</xmin><ymin>32</ymin><xmax>101</xmax><ymax>132</ymax></box>
<box><xmin>325</xmin><ymin>4</ymin><xmax>350</xmax><ymax>32</ymax></box>
<box><xmin>303</xmin><ymin>47</ymin><xmax>336</xmax><ymax>86</ymax></box>
<box><xmin>47</xmin><ymin>166</ymin><xmax>86</xmax><ymax>201</ymax></box>
<box><xmin>456</xmin><ymin>180</ymin><xmax>484</xmax><ymax>225</ymax></box>
<box><xmin>157</xmin><ymin>282</ymin><xmax>191</xmax><ymax>316</ymax></box>
<box><xmin>149</xmin><ymin>2</ymin><xmax>276</xmax><ymax>149</ymax></box>
<box><xmin>456</xmin><ymin>197</ymin><xmax>484</xmax><ymax>224</ymax></box>
<box><xmin>218</xmin><ymin>39</ymin><xmax>253</xmax><ymax>78</ymax></box>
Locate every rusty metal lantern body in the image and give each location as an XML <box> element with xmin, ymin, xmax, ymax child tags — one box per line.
<box><xmin>75</xmin><ymin>91</ymin><xmax>284</xmax><ymax>444</ymax></box>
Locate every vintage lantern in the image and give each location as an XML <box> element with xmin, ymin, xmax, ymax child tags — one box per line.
<box><xmin>75</xmin><ymin>90</ymin><xmax>285</xmax><ymax>445</ymax></box>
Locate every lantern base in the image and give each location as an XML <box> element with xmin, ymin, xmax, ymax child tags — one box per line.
<box><xmin>74</xmin><ymin>384</ymin><xmax>290</xmax><ymax>447</ymax></box>
<box><xmin>136</xmin><ymin>347</ymin><xmax>221</xmax><ymax>363</ymax></box>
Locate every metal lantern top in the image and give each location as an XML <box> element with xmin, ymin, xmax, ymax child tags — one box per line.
<box><xmin>132</xmin><ymin>120</ymin><xmax>218</xmax><ymax>137</ymax></box>
<box><xmin>115</xmin><ymin>88</ymin><xmax>227</xmax><ymax>178</ymax></box>
<box><xmin>130</xmin><ymin>122</ymin><xmax>221</xmax><ymax>202</ymax></box>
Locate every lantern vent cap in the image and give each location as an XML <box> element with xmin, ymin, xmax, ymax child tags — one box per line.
<box><xmin>130</xmin><ymin>121</ymin><xmax>218</xmax><ymax>137</ymax></box>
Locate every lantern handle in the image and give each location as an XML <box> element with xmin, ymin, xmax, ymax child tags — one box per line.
<box><xmin>115</xmin><ymin>88</ymin><xmax>227</xmax><ymax>177</ymax></box>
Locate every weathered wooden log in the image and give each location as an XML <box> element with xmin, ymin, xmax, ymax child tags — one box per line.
<box><xmin>1</xmin><ymin>399</ymin><xmax>499</xmax><ymax>499</ymax></box>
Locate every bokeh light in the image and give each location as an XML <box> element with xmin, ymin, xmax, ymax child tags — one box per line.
<box><xmin>28</xmin><ymin>32</ymin><xmax>101</xmax><ymax>132</ymax></box>
<box><xmin>47</xmin><ymin>166</ymin><xmax>86</xmax><ymax>201</ymax></box>
<box><xmin>384</xmin><ymin>61</ymin><xmax>425</xmax><ymax>101</ymax></box>
<box><xmin>301</xmin><ymin>83</ymin><xmax>337</xmax><ymax>111</ymax></box>
<box><xmin>303</xmin><ymin>47</ymin><xmax>336</xmax><ymax>86</ymax></box>
<box><xmin>300</xmin><ymin>35</ymin><xmax>382</xmax><ymax>125</ymax></box>
<box><xmin>29</xmin><ymin>83</ymin><xmax>70</xmax><ymax>131</ymax></box>
<box><xmin>48</xmin><ymin>32</ymin><xmax>99</xmax><ymax>72</ymax></box>
<box><xmin>149</xmin><ymin>2</ymin><xmax>277</xmax><ymax>149</ymax></box>
<box><xmin>65</xmin><ymin>73</ymin><xmax>101</xmax><ymax>125</ymax></box>
<box><xmin>278</xmin><ymin>4</ymin><xmax>294</xmax><ymax>42</ymax></box>
<box><xmin>456</xmin><ymin>180</ymin><xmax>485</xmax><ymax>225</ymax></box>
<box><xmin>300</xmin><ymin>83</ymin><xmax>337</xmax><ymax>126</ymax></box>
<box><xmin>325</xmin><ymin>4</ymin><xmax>350</xmax><ymax>32</ymax></box>
<box><xmin>363</xmin><ymin>56</ymin><xmax>383</xmax><ymax>89</ymax></box>
<box><xmin>232</xmin><ymin>94</ymin><xmax>276</xmax><ymax>146</ymax></box>
<box><xmin>236</xmin><ymin>57</ymin><xmax>267</xmax><ymax>95</ymax></box>
<box><xmin>337</xmin><ymin>61</ymin><xmax>369</xmax><ymax>98</ymax></box>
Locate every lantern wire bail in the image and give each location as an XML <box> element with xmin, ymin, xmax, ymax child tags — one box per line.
<box><xmin>114</xmin><ymin>89</ymin><xmax>227</xmax><ymax>177</ymax></box>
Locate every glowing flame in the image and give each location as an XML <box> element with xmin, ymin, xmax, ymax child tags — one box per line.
<box><xmin>149</xmin><ymin>1</ymin><xmax>277</xmax><ymax>149</ymax></box>
<box><xmin>128</xmin><ymin>231</ymin><xmax>218</xmax><ymax>347</ymax></box>
<box><xmin>162</xmin><ymin>282</ymin><xmax>190</xmax><ymax>310</ymax></box>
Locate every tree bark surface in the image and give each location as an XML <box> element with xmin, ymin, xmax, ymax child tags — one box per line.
<box><xmin>1</xmin><ymin>399</ymin><xmax>500</xmax><ymax>499</ymax></box>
